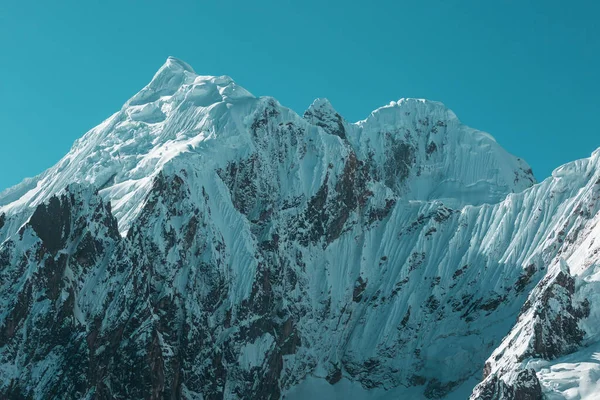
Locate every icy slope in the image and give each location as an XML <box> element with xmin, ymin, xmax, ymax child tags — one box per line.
<box><xmin>2</xmin><ymin>57</ymin><xmax>599</xmax><ymax>400</ymax></box>
<box><xmin>470</xmin><ymin>150</ymin><xmax>600</xmax><ymax>399</ymax></box>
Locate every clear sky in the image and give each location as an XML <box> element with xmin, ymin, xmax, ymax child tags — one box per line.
<box><xmin>1</xmin><ymin>0</ymin><xmax>599</xmax><ymax>191</ymax></box>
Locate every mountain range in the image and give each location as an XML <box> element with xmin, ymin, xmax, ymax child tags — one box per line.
<box><xmin>1</xmin><ymin>57</ymin><xmax>599</xmax><ymax>400</ymax></box>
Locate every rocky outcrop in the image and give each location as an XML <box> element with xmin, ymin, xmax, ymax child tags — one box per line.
<box><xmin>471</xmin><ymin>260</ymin><xmax>593</xmax><ymax>400</ymax></box>
<box><xmin>520</xmin><ymin>262</ymin><xmax>590</xmax><ymax>361</ymax></box>
<box><xmin>303</xmin><ymin>98</ymin><xmax>347</xmax><ymax>140</ymax></box>
<box><xmin>473</xmin><ymin>369</ymin><xmax>542</xmax><ymax>400</ymax></box>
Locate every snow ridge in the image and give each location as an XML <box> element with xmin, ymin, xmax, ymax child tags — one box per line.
<box><xmin>0</xmin><ymin>58</ymin><xmax>534</xmax><ymax>234</ymax></box>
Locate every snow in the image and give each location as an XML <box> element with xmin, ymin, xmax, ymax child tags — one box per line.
<box><xmin>533</xmin><ymin>342</ymin><xmax>600</xmax><ymax>399</ymax></box>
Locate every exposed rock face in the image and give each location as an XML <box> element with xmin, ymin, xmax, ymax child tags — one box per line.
<box><xmin>473</xmin><ymin>369</ymin><xmax>542</xmax><ymax>400</ymax></box>
<box><xmin>522</xmin><ymin>263</ymin><xmax>590</xmax><ymax>361</ymax></box>
<box><xmin>0</xmin><ymin>185</ymin><xmax>120</xmax><ymax>399</ymax></box>
<box><xmin>303</xmin><ymin>98</ymin><xmax>347</xmax><ymax>140</ymax></box>
<box><xmin>471</xmin><ymin>261</ymin><xmax>593</xmax><ymax>400</ymax></box>
<box><xmin>0</xmin><ymin>58</ymin><xmax>600</xmax><ymax>399</ymax></box>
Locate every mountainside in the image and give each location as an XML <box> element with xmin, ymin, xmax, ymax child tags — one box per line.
<box><xmin>0</xmin><ymin>57</ymin><xmax>598</xmax><ymax>400</ymax></box>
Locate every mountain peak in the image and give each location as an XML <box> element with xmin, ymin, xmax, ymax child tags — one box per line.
<box><xmin>304</xmin><ymin>98</ymin><xmax>347</xmax><ymax>139</ymax></box>
<box><xmin>127</xmin><ymin>58</ymin><xmax>253</xmax><ymax>108</ymax></box>
<box><xmin>305</xmin><ymin>98</ymin><xmax>336</xmax><ymax>114</ymax></box>
<box><xmin>164</xmin><ymin>56</ymin><xmax>196</xmax><ymax>74</ymax></box>
<box><xmin>127</xmin><ymin>57</ymin><xmax>197</xmax><ymax>106</ymax></box>
<box><xmin>361</xmin><ymin>98</ymin><xmax>458</xmax><ymax>124</ymax></box>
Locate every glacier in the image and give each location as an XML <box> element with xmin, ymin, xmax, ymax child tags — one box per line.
<box><xmin>0</xmin><ymin>57</ymin><xmax>599</xmax><ymax>399</ymax></box>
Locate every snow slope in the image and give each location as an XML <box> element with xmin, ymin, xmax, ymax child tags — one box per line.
<box><xmin>0</xmin><ymin>57</ymin><xmax>598</xmax><ymax>400</ymax></box>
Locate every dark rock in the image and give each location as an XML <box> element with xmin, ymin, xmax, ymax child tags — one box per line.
<box><xmin>408</xmin><ymin>252</ymin><xmax>426</xmax><ymax>272</ymax></box>
<box><xmin>400</xmin><ymin>306</ymin><xmax>411</xmax><ymax>327</ymax></box>
<box><xmin>515</xmin><ymin>264</ymin><xmax>537</xmax><ymax>292</ymax></box>
<box><xmin>452</xmin><ymin>264</ymin><xmax>469</xmax><ymax>279</ymax></box>
<box><xmin>425</xmin><ymin>295</ymin><xmax>440</xmax><ymax>312</ymax></box>
<box><xmin>326</xmin><ymin>364</ymin><xmax>343</xmax><ymax>385</ymax></box>
<box><xmin>0</xmin><ymin>282</ymin><xmax>32</xmax><ymax>347</ymax></box>
<box><xmin>384</xmin><ymin>139</ymin><xmax>415</xmax><ymax>189</ymax></box>
<box><xmin>303</xmin><ymin>101</ymin><xmax>347</xmax><ymax>140</ymax></box>
<box><xmin>424</xmin><ymin>378</ymin><xmax>461</xmax><ymax>399</ymax></box>
<box><xmin>472</xmin><ymin>369</ymin><xmax>542</xmax><ymax>400</ymax></box>
<box><xmin>217</xmin><ymin>156</ymin><xmax>259</xmax><ymax>216</ymax></box>
<box><xmin>303</xmin><ymin>174</ymin><xmax>329</xmax><ymax>245</ymax></box>
<box><xmin>353</xmin><ymin>276</ymin><xmax>367</xmax><ymax>302</ymax></box>
<box><xmin>425</xmin><ymin>227</ymin><xmax>437</xmax><ymax>237</ymax></box>
<box><xmin>367</xmin><ymin>198</ymin><xmax>397</xmax><ymax>224</ymax></box>
<box><xmin>29</xmin><ymin>195</ymin><xmax>72</xmax><ymax>254</ymax></box>
<box><xmin>513</xmin><ymin>369</ymin><xmax>543</xmax><ymax>400</ymax></box>
<box><xmin>482</xmin><ymin>362</ymin><xmax>492</xmax><ymax>379</ymax></box>
<box><xmin>409</xmin><ymin>374</ymin><xmax>427</xmax><ymax>386</ymax></box>
<box><xmin>426</xmin><ymin>141</ymin><xmax>437</xmax><ymax>155</ymax></box>
<box><xmin>520</xmin><ymin>269</ymin><xmax>589</xmax><ymax>361</ymax></box>
<box><xmin>479</xmin><ymin>293</ymin><xmax>507</xmax><ymax>312</ymax></box>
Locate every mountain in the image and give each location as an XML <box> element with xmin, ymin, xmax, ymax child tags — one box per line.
<box><xmin>0</xmin><ymin>57</ymin><xmax>598</xmax><ymax>399</ymax></box>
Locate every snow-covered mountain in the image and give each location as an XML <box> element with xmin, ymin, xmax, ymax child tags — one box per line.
<box><xmin>0</xmin><ymin>57</ymin><xmax>598</xmax><ymax>399</ymax></box>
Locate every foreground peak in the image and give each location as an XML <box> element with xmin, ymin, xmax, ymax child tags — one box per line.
<box><xmin>128</xmin><ymin>58</ymin><xmax>252</xmax><ymax>107</ymax></box>
<box><xmin>127</xmin><ymin>57</ymin><xmax>198</xmax><ymax>105</ymax></box>
<box><xmin>163</xmin><ymin>56</ymin><xmax>196</xmax><ymax>74</ymax></box>
<box><xmin>146</xmin><ymin>56</ymin><xmax>197</xmax><ymax>90</ymax></box>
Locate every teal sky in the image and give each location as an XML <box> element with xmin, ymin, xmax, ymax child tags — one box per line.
<box><xmin>1</xmin><ymin>1</ymin><xmax>599</xmax><ymax>191</ymax></box>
